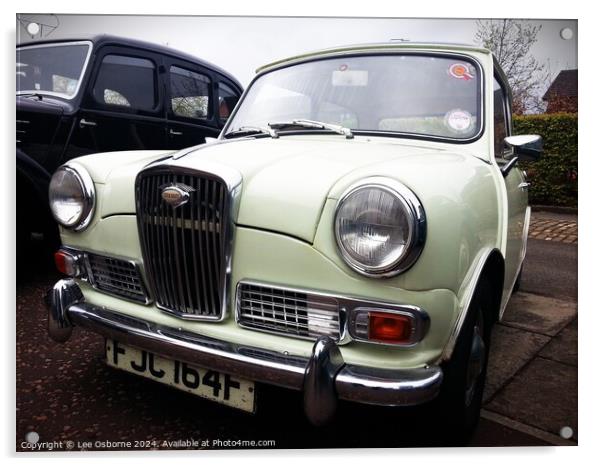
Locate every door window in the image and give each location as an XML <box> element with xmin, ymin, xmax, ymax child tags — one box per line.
<box><xmin>93</xmin><ymin>55</ymin><xmax>157</xmax><ymax>110</ymax></box>
<box><xmin>170</xmin><ymin>66</ymin><xmax>211</xmax><ymax>120</ymax></box>
<box><xmin>493</xmin><ymin>77</ymin><xmax>509</xmax><ymax>157</ymax></box>
<box><xmin>217</xmin><ymin>82</ymin><xmax>240</xmax><ymax>125</ymax></box>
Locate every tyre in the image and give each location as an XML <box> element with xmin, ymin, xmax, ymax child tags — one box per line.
<box><xmin>433</xmin><ymin>279</ymin><xmax>494</xmax><ymax>445</ymax></box>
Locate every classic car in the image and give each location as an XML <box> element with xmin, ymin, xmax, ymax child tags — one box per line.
<box><xmin>46</xmin><ymin>42</ymin><xmax>541</xmax><ymax>440</ymax></box>
<box><xmin>16</xmin><ymin>34</ymin><xmax>242</xmax><ymax>269</ymax></box>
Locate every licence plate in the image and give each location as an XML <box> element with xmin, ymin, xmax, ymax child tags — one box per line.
<box><xmin>105</xmin><ymin>340</ymin><xmax>256</xmax><ymax>413</ymax></box>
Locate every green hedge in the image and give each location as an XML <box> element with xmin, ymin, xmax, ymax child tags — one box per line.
<box><xmin>513</xmin><ymin>113</ymin><xmax>577</xmax><ymax>207</ymax></box>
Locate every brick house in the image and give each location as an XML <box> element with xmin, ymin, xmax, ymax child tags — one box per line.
<box><xmin>543</xmin><ymin>69</ymin><xmax>578</xmax><ymax>113</ymax></box>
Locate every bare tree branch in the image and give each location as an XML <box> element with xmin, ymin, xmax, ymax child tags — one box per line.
<box><xmin>475</xmin><ymin>19</ymin><xmax>549</xmax><ymax>114</ymax></box>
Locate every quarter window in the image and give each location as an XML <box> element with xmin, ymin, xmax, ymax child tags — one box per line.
<box><xmin>170</xmin><ymin>66</ymin><xmax>211</xmax><ymax>120</ymax></box>
<box><xmin>217</xmin><ymin>82</ymin><xmax>239</xmax><ymax>125</ymax></box>
<box><xmin>493</xmin><ymin>78</ymin><xmax>509</xmax><ymax>156</ymax></box>
<box><xmin>93</xmin><ymin>55</ymin><xmax>157</xmax><ymax>110</ymax></box>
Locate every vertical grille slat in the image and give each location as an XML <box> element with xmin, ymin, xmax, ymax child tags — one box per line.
<box><xmin>137</xmin><ymin>169</ymin><xmax>228</xmax><ymax>319</ymax></box>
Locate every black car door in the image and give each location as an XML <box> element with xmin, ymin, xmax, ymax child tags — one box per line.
<box><xmin>165</xmin><ymin>59</ymin><xmax>221</xmax><ymax>148</ymax></box>
<box><xmin>66</xmin><ymin>45</ymin><xmax>168</xmax><ymax>158</ymax></box>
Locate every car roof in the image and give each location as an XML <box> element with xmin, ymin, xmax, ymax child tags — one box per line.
<box><xmin>257</xmin><ymin>42</ymin><xmax>493</xmax><ymax>74</ymax></box>
<box><xmin>17</xmin><ymin>34</ymin><xmax>242</xmax><ymax>90</ymax></box>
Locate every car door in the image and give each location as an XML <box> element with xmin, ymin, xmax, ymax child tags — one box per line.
<box><xmin>66</xmin><ymin>46</ymin><xmax>168</xmax><ymax>158</ymax></box>
<box><xmin>165</xmin><ymin>60</ymin><xmax>221</xmax><ymax>148</ymax></box>
<box><xmin>494</xmin><ymin>75</ymin><xmax>529</xmax><ymax>299</ymax></box>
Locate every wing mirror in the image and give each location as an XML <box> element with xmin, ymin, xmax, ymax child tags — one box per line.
<box><xmin>504</xmin><ymin>135</ymin><xmax>543</xmax><ymax>162</ymax></box>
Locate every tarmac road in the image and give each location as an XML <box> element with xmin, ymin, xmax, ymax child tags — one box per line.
<box><xmin>15</xmin><ymin>236</ymin><xmax>577</xmax><ymax>450</ymax></box>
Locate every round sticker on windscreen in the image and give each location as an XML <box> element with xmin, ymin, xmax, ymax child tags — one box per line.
<box><xmin>448</xmin><ymin>63</ymin><xmax>474</xmax><ymax>81</ymax></box>
<box><xmin>445</xmin><ymin>109</ymin><xmax>473</xmax><ymax>132</ymax></box>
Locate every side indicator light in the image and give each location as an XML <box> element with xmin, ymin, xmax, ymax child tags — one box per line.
<box><xmin>54</xmin><ymin>249</ymin><xmax>82</xmax><ymax>277</ymax></box>
<box><xmin>368</xmin><ymin>311</ymin><xmax>414</xmax><ymax>344</ymax></box>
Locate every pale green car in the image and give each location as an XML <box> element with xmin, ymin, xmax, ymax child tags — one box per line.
<box><xmin>46</xmin><ymin>43</ymin><xmax>541</xmax><ymax>437</ymax></box>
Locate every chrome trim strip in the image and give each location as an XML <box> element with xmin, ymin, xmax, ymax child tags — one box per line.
<box><xmin>439</xmin><ymin>249</ymin><xmax>495</xmax><ymax>363</ymax></box>
<box><xmin>17</xmin><ymin>41</ymin><xmax>93</xmax><ymax>100</ymax></box>
<box><xmin>499</xmin><ymin>206</ymin><xmax>531</xmax><ymax>319</ymax></box>
<box><xmin>235</xmin><ymin>280</ymin><xmax>430</xmax><ymax>347</ymax></box>
<box><xmin>46</xmin><ymin>280</ymin><xmax>443</xmax><ymax>410</ymax></box>
<box><xmin>135</xmin><ymin>159</ymin><xmax>243</xmax><ymax>322</ymax></box>
<box><xmin>333</xmin><ymin>177</ymin><xmax>427</xmax><ymax>278</ymax></box>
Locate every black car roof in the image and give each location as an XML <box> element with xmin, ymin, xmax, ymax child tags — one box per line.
<box><xmin>17</xmin><ymin>34</ymin><xmax>242</xmax><ymax>90</ymax></box>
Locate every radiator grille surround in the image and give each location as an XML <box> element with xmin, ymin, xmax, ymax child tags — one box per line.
<box><xmin>136</xmin><ymin>165</ymin><xmax>240</xmax><ymax>320</ymax></box>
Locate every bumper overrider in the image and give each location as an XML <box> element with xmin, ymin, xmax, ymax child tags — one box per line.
<box><xmin>46</xmin><ymin>279</ymin><xmax>443</xmax><ymax>425</ymax></box>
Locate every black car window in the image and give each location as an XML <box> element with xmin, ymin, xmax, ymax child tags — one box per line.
<box><xmin>218</xmin><ymin>82</ymin><xmax>239</xmax><ymax>125</ymax></box>
<box><xmin>170</xmin><ymin>66</ymin><xmax>211</xmax><ymax>120</ymax></box>
<box><xmin>493</xmin><ymin>77</ymin><xmax>509</xmax><ymax>157</ymax></box>
<box><xmin>93</xmin><ymin>55</ymin><xmax>157</xmax><ymax>110</ymax></box>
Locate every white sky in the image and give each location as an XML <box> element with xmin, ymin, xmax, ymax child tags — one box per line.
<box><xmin>17</xmin><ymin>15</ymin><xmax>577</xmax><ymax>90</ymax></box>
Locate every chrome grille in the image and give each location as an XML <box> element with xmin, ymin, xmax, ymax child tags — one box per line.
<box><xmin>86</xmin><ymin>253</ymin><xmax>148</xmax><ymax>303</ymax></box>
<box><xmin>237</xmin><ymin>283</ymin><xmax>341</xmax><ymax>340</ymax></box>
<box><xmin>136</xmin><ymin>169</ymin><xmax>228</xmax><ymax>319</ymax></box>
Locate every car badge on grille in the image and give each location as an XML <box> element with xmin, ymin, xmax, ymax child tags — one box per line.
<box><xmin>160</xmin><ymin>183</ymin><xmax>194</xmax><ymax>208</ymax></box>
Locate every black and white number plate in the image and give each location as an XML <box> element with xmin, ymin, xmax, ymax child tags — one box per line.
<box><xmin>106</xmin><ymin>340</ymin><xmax>256</xmax><ymax>413</ymax></box>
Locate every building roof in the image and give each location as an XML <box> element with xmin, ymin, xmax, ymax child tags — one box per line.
<box><xmin>543</xmin><ymin>69</ymin><xmax>578</xmax><ymax>101</ymax></box>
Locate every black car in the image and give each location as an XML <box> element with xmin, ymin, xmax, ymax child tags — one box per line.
<box><xmin>16</xmin><ymin>34</ymin><xmax>243</xmax><ymax>271</ymax></box>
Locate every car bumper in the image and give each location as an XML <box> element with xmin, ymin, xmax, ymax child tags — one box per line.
<box><xmin>47</xmin><ymin>279</ymin><xmax>443</xmax><ymax>425</ymax></box>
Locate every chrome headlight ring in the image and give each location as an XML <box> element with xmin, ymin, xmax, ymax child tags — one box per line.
<box><xmin>48</xmin><ymin>162</ymin><xmax>96</xmax><ymax>231</ymax></box>
<box><xmin>334</xmin><ymin>178</ymin><xmax>426</xmax><ymax>278</ymax></box>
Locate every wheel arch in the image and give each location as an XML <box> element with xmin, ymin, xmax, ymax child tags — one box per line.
<box><xmin>438</xmin><ymin>248</ymin><xmax>505</xmax><ymax>363</ymax></box>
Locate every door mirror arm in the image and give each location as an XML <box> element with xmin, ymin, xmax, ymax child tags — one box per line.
<box><xmin>501</xmin><ymin>157</ymin><xmax>519</xmax><ymax>178</ymax></box>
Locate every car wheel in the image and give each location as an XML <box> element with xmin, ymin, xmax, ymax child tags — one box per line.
<box><xmin>433</xmin><ymin>279</ymin><xmax>493</xmax><ymax>444</ymax></box>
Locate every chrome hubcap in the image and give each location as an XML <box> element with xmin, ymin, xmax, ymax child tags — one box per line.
<box><xmin>465</xmin><ymin>312</ymin><xmax>486</xmax><ymax>406</ymax></box>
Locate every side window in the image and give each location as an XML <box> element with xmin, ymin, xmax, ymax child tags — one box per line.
<box><xmin>493</xmin><ymin>78</ymin><xmax>509</xmax><ymax>157</ymax></box>
<box><xmin>170</xmin><ymin>66</ymin><xmax>211</xmax><ymax>120</ymax></box>
<box><xmin>217</xmin><ymin>82</ymin><xmax>240</xmax><ymax>125</ymax></box>
<box><xmin>93</xmin><ymin>55</ymin><xmax>157</xmax><ymax>110</ymax></box>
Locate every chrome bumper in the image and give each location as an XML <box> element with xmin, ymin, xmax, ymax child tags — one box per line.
<box><xmin>47</xmin><ymin>279</ymin><xmax>443</xmax><ymax>425</ymax></box>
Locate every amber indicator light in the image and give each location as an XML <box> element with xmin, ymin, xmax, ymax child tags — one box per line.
<box><xmin>368</xmin><ymin>311</ymin><xmax>413</xmax><ymax>343</ymax></box>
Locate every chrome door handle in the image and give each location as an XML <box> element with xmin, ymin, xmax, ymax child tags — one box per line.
<box><xmin>518</xmin><ymin>182</ymin><xmax>531</xmax><ymax>191</ymax></box>
<box><xmin>169</xmin><ymin>129</ymin><xmax>183</xmax><ymax>136</ymax></box>
<box><xmin>79</xmin><ymin>118</ymin><xmax>97</xmax><ymax>128</ymax></box>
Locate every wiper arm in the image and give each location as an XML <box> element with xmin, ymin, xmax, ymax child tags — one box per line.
<box><xmin>268</xmin><ymin>119</ymin><xmax>354</xmax><ymax>139</ymax></box>
<box><xmin>224</xmin><ymin>125</ymin><xmax>279</xmax><ymax>139</ymax></box>
<box><xmin>17</xmin><ymin>92</ymin><xmax>43</xmax><ymax>100</ymax></box>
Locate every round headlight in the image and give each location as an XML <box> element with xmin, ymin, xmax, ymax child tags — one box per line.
<box><xmin>49</xmin><ymin>163</ymin><xmax>95</xmax><ymax>231</ymax></box>
<box><xmin>334</xmin><ymin>179</ymin><xmax>426</xmax><ymax>277</ymax></box>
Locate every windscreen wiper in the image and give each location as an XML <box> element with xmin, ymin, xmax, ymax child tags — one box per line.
<box><xmin>268</xmin><ymin>119</ymin><xmax>354</xmax><ymax>139</ymax></box>
<box><xmin>223</xmin><ymin>125</ymin><xmax>279</xmax><ymax>139</ymax></box>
